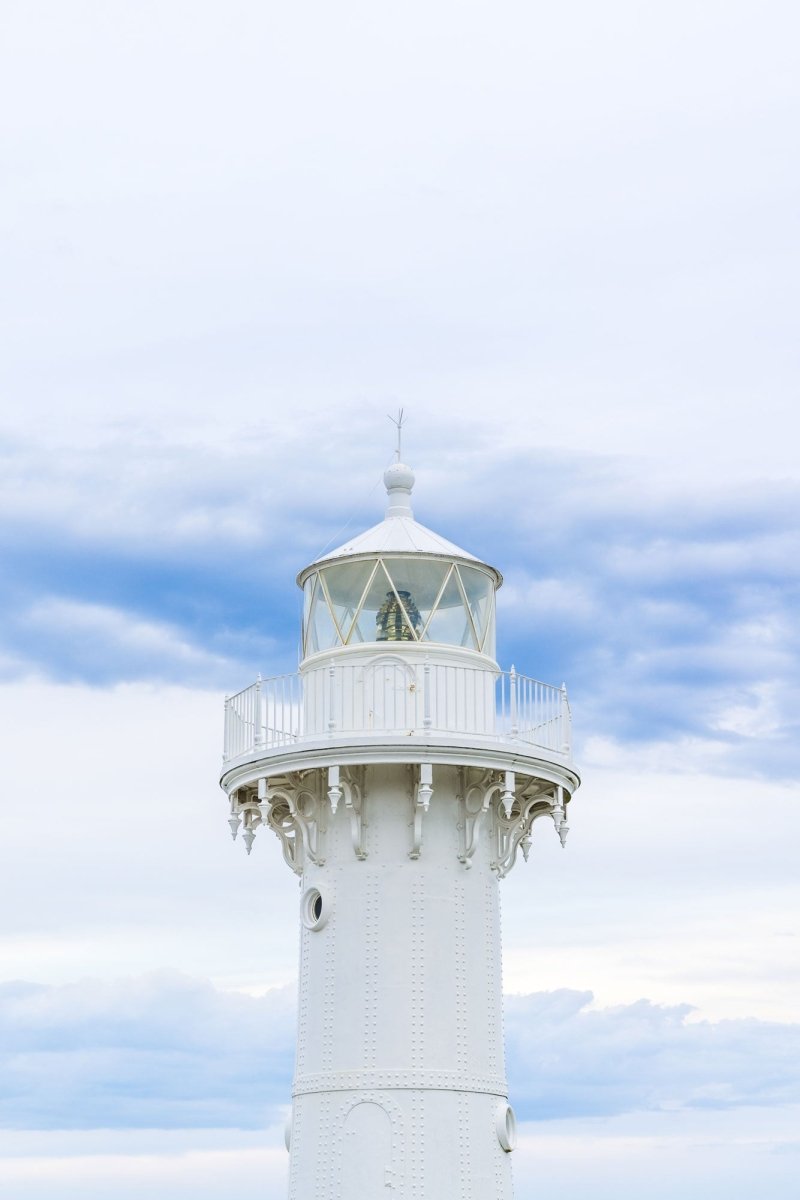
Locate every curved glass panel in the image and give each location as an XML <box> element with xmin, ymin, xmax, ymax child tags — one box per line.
<box><xmin>382</xmin><ymin>558</ymin><xmax>452</xmax><ymax>634</ymax></box>
<box><xmin>307</xmin><ymin>576</ymin><xmax>341</xmax><ymax>653</ymax></box>
<box><xmin>321</xmin><ymin>560</ymin><xmax>377</xmax><ymax>643</ymax></box>
<box><xmin>458</xmin><ymin>565</ymin><xmax>494</xmax><ymax>652</ymax></box>
<box><xmin>351</xmin><ymin>561</ymin><xmax>413</xmax><ymax>644</ymax></box>
<box><xmin>423</xmin><ymin>566</ymin><xmax>475</xmax><ymax>648</ymax></box>
<box><xmin>302</xmin><ymin>574</ymin><xmax>318</xmax><ymax>656</ymax></box>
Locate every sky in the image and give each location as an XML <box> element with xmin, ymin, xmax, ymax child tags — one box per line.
<box><xmin>1</xmin><ymin>1</ymin><xmax>799</xmax><ymax>1196</ymax></box>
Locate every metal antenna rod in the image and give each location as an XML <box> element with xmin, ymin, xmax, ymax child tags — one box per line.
<box><xmin>388</xmin><ymin>407</ymin><xmax>405</xmax><ymax>461</ymax></box>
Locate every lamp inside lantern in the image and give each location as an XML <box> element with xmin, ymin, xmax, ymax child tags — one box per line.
<box><xmin>376</xmin><ymin>589</ymin><xmax>421</xmax><ymax>642</ymax></box>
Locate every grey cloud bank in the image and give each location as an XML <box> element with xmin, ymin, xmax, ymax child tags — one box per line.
<box><xmin>2</xmin><ymin>974</ymin><xmax>797</xmax><ymax>1132</ymax></box>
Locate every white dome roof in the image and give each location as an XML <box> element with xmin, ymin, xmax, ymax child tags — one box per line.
<box><xmin>299</xmin><ymin>463</ymin><xmax>502</xmax><ymax>586</ymax></box>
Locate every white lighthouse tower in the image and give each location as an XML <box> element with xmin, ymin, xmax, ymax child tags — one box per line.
<box><xmin>220</xmin><ymin>454</ymin><xmax>580</xmax><ymax>1199</ymax></box>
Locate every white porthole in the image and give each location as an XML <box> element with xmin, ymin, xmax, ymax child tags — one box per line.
<box><xmin>496</xmin><ymin>1102</ymin><xmax>517</xmax><ymax>1152</ymax></box>
<box><xmin>301</xmin><ymin>886</ymin><xmax>328</xmax><ymax>930</ymax></box>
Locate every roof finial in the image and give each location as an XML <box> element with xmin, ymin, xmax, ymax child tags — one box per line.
<box><xmin>388</xmin><ymin>407</ymin><xmax>405</xmax><ymax>463</ymax></box>
<box><xmin>383</xmin><ymin>410</ymin><xmax>414</xmax><ymax>519</ymax></box>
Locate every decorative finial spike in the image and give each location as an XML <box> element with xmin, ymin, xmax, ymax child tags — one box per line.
<box><xmin>228</xmin><ymin>814</ymin><xmax>241</xmax><ymax>841</ymax></box>
<box><xmin>388</xmin><ymin>407</ymin><xmax>405</xmax><ymax>462</ymax></box>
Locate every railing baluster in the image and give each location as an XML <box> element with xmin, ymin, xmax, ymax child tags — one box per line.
<box><xmin>510</xmin><ymin>665</ymin><xmax>518</xmax><ymax>738</ymax></box>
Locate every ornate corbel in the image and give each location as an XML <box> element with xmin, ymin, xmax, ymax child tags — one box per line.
<box><xmin>491</xmin><ymin>780</ymin><xmax>553</xmax><ymax>877</ymax></box>
<box><xmin>341</xmin><ymin>766</ymin><xmax>367</xmax><ymax>860</ymax></box>
<box><xmin>409</xmin><ymin>762</ymin><xmax>433</xmax><ymax>860</ymax></box>
<box><xmin>228</xmin><ymin>789</ymin><xmax>242</xmax><ymax>841</ymax></box>
<box><xmin>259</xmin><ymin>774</ymin><xmax>327</xmax><ymax>869</ymax></box>
<box><xmin>264</xmin><ymin>791</ymin><xmax>302</xmax><ymax>874</ymax></box>
<box><xmin>226</xmin><ymin>786</ymin><xmax>262</xmax><ymax>855</ymax></box>
<box><xmin>291</xmin><ymin>778</ymin><xmax>328</xmax><ymax>867</ymax></box>
<box><xmin>457</xmin><ymin>768</ymin><xmax>498</xmax><ymax>869</ymax></box>
<box><xmin>328</xmin><ymin>765</ymin><xmax>343</xmax><ymax>814</ymax></box>
<box><xmin>551</xmin><ymin>784</ymin><xmax>569</xmax><ymax>847</ymax></box>
<box><xmin>241</xmin><ymin>804</ymin><xmax>259</xmax><ymax>855</ymax></box>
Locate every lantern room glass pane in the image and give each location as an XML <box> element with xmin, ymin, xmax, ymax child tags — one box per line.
<box><xmin>302</xmin><ymin>574</ymin><xmax>317</xmax><ymax>655</ymax></box>
<box><xmin>307</xmin><ymin>580</ymin><xmax>341</xmax><ymax>653</ymax></box>
<box><xmin>423</xmin><ymin>568</ymin><xmax>475</xmax><ymax>648</ymax></box>
<box><xmin>383</xmin><ymin>557</ymin><xmax>451</xmax><ymax>635</ymax></box>
<box><xmin>350</xmin><ymin>561</ymin><xmax>418</xmax><ymax>644</ymax></box>
<box><xmin>458</xmin><ymin>565</ymin><xmax>494</xmax><ymax>652</ymax></box>
<box><xmin>481</xmin><ymin>604</ymin><xmax>496</xmax><ymax>659</ymax></box>
<box><xmin>320</xmin><ymin>561</ymin><xmax>376</xmax><ymax>643</ymax></box>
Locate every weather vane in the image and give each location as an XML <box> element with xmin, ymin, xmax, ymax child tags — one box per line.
<box><xmin>388</xmin><ymin>407</ymin><xmax>405</xmax><ymax>462</ymax></box>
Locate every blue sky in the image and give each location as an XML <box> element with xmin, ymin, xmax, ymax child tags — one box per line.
<box><xmin>1</xmin><ymin>1</ymin><xmax>799</xmax><ymax>1197</ymax></box>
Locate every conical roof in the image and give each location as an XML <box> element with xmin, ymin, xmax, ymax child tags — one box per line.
<box><xmin>298</xmin><ymin>463</ymin><xmax>502</xmax><ymax>586</ymax></box>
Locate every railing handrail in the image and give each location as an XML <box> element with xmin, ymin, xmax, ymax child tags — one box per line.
<box><xmin>227</xmin><ymin>666</ymin><xmax>562</xmax><ymax>699</ymax></box>
<box><xmin>227</xmin><ymin>672</ymin><xmax>298</xmax><ymax>705</ymax></box>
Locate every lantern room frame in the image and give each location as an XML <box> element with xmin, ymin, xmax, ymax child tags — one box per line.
<box><xmin>300</xmin><ymin>553</ymin><xmax>497</xmax><ymax>658</ymax></box>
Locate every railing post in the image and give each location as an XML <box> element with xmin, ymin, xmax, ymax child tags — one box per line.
<box><xmin>223</xmin><ymin>695</ymin><xmax>231</xmax><ymax>761</ymax></box>
<box><xmin>510</xmin><ymin>665</ymin><xmax>518</xmax><ymax>738</ymax></box>
<box><xmin>254</xmin><ymin>674</ymin><xmax>263</xmax><ymax>749</ymax></box>
<box><xmin>295</xmin><ymin>672</ymin><xmax>303</xmax><ymax>740</ymax></box>
<box><xmin>327</xmin><ymin>660</ymin><xmax>337</xmax><ymax>737</ymax></box>
<box><xmin>561</xmin><ymin>683</ymin><xmax>571</xmax><ymax>756</ymax></box>
<box><xmin>423</xmin><ymin>656</ymin><xmax>432</xmax><ymax>730</ymax></box>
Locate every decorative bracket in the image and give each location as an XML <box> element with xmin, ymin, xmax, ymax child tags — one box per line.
<box><xmin>287</xmin><ymin>778</ymin><xmax>327</xmax><ymax>866</ymax></box>
<box><xmin>457</xmin><ymin>769</ymin><xmax>499</xmax><ymax>869</ymax></box>
<box><xmin>491</xmin><ymin>780</ymin><xmax>568</xmax><ymax>876</ymax></box>
<box><xmin>263</xmin><ymin>788</ymin><xmax>303</xmax><ymax>874</ymax></box>
<box><xmin>328</xmin><ymin>765</ymin><xmax>343</xmax><ymax>814</ymax></box>
<box><xmin>551</xmin><ymin>784</ymin><xmax>569</xmax><ymax>847</ymax></box>
<box><xmin>341</xmin><ymin>766</ymin><xmax>367</xmax><ymax>860</ymax></box>
<box><xmin>409</xmin><ymin>762</ymin><xmax>433</xmax><ymax>860</ymax></box>
<box><xmin>228</xmin><ymin>790</ymin><xmax>242</xmax><ymax>841</ymax></box>
<box><xmin>501</xmin><ymin>770</ymin><xmax>515</xmax><ymax>817</ymax></box>
<box><xmin>226</xmin><ymin>773</ymin><xmax>328</xmax><ymax>874</ymax></box>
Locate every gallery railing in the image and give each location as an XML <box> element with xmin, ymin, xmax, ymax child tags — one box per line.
<box><xmin>223</xmin><ymin>663</ymin><xmax>571</xmax><ymax>763</ymax></box>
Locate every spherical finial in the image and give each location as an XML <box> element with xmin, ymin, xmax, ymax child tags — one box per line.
<box><xmin>383</xmin><ymin>462</ymin><xmax>415</xmax><ymax>518</ymax></box>
<box><xmin>384</xmin><ymin>462</ymin><xmax>415</xmax><ymax>492</ymax></box>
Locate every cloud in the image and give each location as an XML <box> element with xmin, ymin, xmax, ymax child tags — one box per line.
<box><xmin>505</xmin><ymin>990</ymin><xmax>800</xmax><ymax>1120</ymax></box>
<box><xmin>2</xmin><ymin>973</ymin><xmax>798</xmax><ymax>1132</ymax></box>
<box><xmin>0</xmin><ymin>973</ymin><xmax>296</xmax><ymax>1131</ymax></box>
<box><xmin>14</xmin><ymin>598</ymin><xmax>238</xmax><ymax>686</ymax></box>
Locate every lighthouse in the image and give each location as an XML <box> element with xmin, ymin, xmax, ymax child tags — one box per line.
<box><xmin>220</xmin><ymin>455</ymin><xmax>580</xmax><ymax>1198</ymax></box>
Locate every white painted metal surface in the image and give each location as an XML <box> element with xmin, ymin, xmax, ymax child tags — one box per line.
<box><xmin>219</xmin><ymin>462</ymin><xmax>580</xmax><ymax>1198</ymax></box>
<box><xmin>306</xmin><ymin>460</ymin><xmax>494</xmax><ymax>574</ymax></box>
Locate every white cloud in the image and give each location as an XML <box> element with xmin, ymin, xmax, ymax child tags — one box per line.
<box><xmin>24</xmin><ymin>598</ymin><xmax>231</xmax><ymax>669</ymax></box>
<box><xmin>0</xmin><ymin>679</ymin><xmax>301</xmax><ymax>989</ymax></box>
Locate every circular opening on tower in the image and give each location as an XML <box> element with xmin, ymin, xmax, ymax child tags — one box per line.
<box><xmin>495</xmin><ymin>1102</ymin><xmax>517</xmax><ymax>1152</ymax></box>
<box><xmin>301</xmin><ymin>886</ymin><xmax>328</xmax><ymax>931</ymax></box>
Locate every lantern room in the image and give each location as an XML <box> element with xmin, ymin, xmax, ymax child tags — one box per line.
<box><xmin>297</xmin><ymin>462</ymin><xmax>502</xmax><ymax>664</ymax></box>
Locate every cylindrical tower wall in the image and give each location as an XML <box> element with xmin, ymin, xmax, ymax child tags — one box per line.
<box><xmin>287</xmin><ymin>764</ymin><xmax>513</xmax><ymax>1200</ymax></box>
